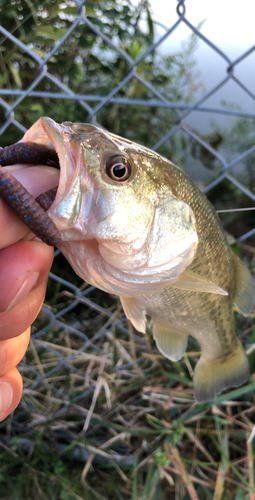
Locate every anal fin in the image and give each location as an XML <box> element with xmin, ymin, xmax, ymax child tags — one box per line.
<box><xmin>194</xmin><ymin>339</ymin><xmax>250</xmax><ymax>403</ymax></box>
<box><xmin>153</xmin><ymin>322</ymin><xmax>188</xmax><ymax>361</ymax></box>
<box><xmin>232</xmin><ymin>251</ymin><xmax>255</xmax><ymax>317</ymax></box>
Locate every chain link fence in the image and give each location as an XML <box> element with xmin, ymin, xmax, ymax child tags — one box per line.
<box><xmin>0</xmin><ymin>0</ymin><xmax>255</xmax><ymax>472</ymax></box>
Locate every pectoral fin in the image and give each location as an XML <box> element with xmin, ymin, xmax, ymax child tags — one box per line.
<box><xmin>232</xmin><ymin>252</ymin><xmax>255</xmax><ymax>317</ymax></box>
<box><xmin>120</xmin><ymin>296</ymin><xmax>146</xmax><ymax>333</ymax></box>
<box><xmin>153</xmin><ymin>322</ymin><xmax>188</xmax><ymax>361</ymax></box>
<box><xmin>171</xmin><ymin>269</ymin><xmax>228</xmax><ymax>296</ymax></box>
<box><xmin>194</xmin><ymin>339</ymin><xmax>250</xmax><ymax>403</ymax></box>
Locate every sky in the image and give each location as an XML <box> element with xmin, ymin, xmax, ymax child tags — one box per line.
<box><xmin>135</xmin><ymin>0</ymin><xmax>255</xmax><ymax>181</ymax></box>
<box><xmin>149</xmin><ymin>0</ymin><xmax>255</xmax><ymax>55</ymax></box>
<box><xmin>143</xmin><ymin>0</ymin><xmax>255</xmax><ymax>135</ymax></box>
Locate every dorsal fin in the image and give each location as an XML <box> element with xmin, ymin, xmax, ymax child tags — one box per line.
<box><xmin>232</xmin><ymin>252</ymin><xmax>255</xmax><ymax>317</ymax></box>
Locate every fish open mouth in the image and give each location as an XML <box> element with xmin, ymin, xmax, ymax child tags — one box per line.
<box><xmin>0</xmin><ymin>117</ymin><xmax>67</xmax><ymax>246</ymax></box>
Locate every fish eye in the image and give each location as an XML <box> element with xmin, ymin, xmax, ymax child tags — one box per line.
<box><xmin>105</xmin><ymin>155</ymin><xmax>132</xmax><ymax>182</ymax></box>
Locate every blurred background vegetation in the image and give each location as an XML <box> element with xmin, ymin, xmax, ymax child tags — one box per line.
<box><xmin>0</xmin><ymin>0</ymin><xmax>199</xmax><ymax>156</ymax></box>
<box><xmin>0</xmin><ymin>1</ymin><xmax>255</xmax><ymax>499</ymax></box>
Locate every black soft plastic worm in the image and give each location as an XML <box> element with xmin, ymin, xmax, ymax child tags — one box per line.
<box><xmin>0</xmin><ymin>142</ymin><xmax>60</xmax><ymax>168</ymax></box>
<box><xmin>0</xmin><ymin>142</ymin><xmax>60</xmax><ymax>247</ymax></box>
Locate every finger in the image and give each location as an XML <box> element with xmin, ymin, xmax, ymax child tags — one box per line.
<box><xmin>0</xmin><ymin>367</ymin><xmax>23</xmax><ymax>422</ymax></box>
<box><xmin>0</xmin><ymin>327</ymin><xmax>30</xmax><ymax>376</ymax></box>
<box><xmin>0</xmin><ymin>165</ymin><xmax>59</xmax><ymax>249</ymax></box>
<box><xmin>0</xmin><ymin>280</ymin><xmax>48</xmax><ymax>341</ymax></box>
<box><xmin>0</xmin><ymin>197</ymin><xmax>31</xmax><ymax>248</ymax></box>
<box><xmin>0</xmin><ymin>240</ymin><xmax>53</xmax><ymax>313</ymax></box>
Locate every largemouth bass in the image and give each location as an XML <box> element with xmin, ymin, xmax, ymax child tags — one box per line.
<box><xmin>4</xmin><ymin>117</ymin><xmax>255</xmax><ymax>402</ymax></box>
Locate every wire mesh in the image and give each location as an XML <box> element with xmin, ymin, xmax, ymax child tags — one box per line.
<box><xmin>0</xmin><ymin>0</ymin><xmax>255</xmax><ymax>456</ymax></box>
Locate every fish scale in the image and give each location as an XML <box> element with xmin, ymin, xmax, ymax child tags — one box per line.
<box><xmin>137</xmin><ymin>165</ymin><xmax>236</xmax><ymax>358</ymax></box>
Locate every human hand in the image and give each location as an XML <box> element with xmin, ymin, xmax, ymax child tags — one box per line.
<box><xmin>0</xmin><ymin>194</ymin><xmax>54</xmax><ymax>421</ymax></box>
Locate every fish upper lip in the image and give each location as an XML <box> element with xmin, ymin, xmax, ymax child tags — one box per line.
<box><xmin>21</xmin><ymin>117</ymin><xmax>76</xmax><ymax>218</ymax></box>
<box><xmin>19</xmin><ymin>117</ymin><xmax>64</xmax><ymax>201</ymax></box>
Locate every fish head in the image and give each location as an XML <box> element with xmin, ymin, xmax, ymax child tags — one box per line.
<box><xmin>22</xmin><ymin>117</ymin><xmax>198</xmax><ymax>296</ymax></box>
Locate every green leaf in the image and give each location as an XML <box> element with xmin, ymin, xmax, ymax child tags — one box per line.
<box><xmin>142</xmin><ymin>466</ymin><xmax>161</xmax><ymax>500</ymax></box>
<box><xmin>146</xmin><ymin>5</ymin><xmax>154</xmax><ymax>40</ymax></box>
<box><xmin>8</xmin><ymin>62</ymin><xmax>22</xmax><ymax>88</ymax></box>
<box><xmin>155</xmin><ymin>449</ymin><xmax>169</xmax><ymax>466</ymax></box>
<box><xmin>36</xmin><ymin>27</ymin><xmax>67</xmax><ymax>40</ymax></box>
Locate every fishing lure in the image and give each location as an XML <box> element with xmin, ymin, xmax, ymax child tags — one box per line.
<box><xmin>0</xmin><ymin>142</ymin><xmax>60</xmax><ymax>246</ymax></box>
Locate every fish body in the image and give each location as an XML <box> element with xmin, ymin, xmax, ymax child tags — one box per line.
<box><xmin>19</xmin><ymin>117</ymin><xmax>255</xmax><ymax>402</ymax></box>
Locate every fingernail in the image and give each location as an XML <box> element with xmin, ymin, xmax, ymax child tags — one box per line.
<box><xmin>6</xmin><ymin>271</ymin><xmax>40</xmax><ymax>312</ymax></box>
<box><xmin>0</xmin><ymin>382</ymin><xmax>13</xmax><ymax>413</ymax></box>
